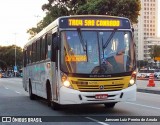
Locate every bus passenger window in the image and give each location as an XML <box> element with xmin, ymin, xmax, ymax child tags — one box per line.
<box><xmin>52</xmin><ymin>33</ymin><xmax>57</xmax><ymax>62</ymax></box>
<box><xmin>47</xmin><ymin>32</ymin><xmax>52</xmax><ymax>59</ymax></box>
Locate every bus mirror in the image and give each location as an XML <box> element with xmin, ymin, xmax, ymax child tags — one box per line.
<box><xmin>53</xmin><ymin>37</ymin><xmax>60</xmax><ymax>50</ymax></box>
<box><xmin>132</xmin><ymin>28</ymin><xmax>134</xmax><ymax>33</ymax></box>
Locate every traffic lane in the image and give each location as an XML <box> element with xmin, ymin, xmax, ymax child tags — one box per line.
<box><xmin>0</xmin><ymin>88</ymin><xmax>98</xmax><ymax>125</ymax></box>
<box><xmin>1</xmin><ymin>93</ymin><xmax>158</xmax><ymax>117</ymax></box>
<box><xmin>1</xmin><ymin>78</ymin><xmax>160</xmax><ymax>124</ymax></box>
<box><xmin>135</xmin><ymin>92</ymin><xmax>160</xmax><ymax>108</ymax></box>
<box><xmin>0</xmin><ymin>78</ymin><xmax>25</xmax><ymax>95</ymax></box>
<box><xmin>1</xmin><ymin>78</ymin><xmax>160</xmax><ymax>116</ymax></box>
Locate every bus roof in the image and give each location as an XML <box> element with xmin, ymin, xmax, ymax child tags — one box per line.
<box><xmin>24</xmin><ymin>15</ymin><xmax>131</xmax><ymax>48</ymax></box>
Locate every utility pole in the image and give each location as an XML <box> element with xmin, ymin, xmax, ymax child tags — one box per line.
<box><xmin>14</xmin><ymin>33</ymin><xmax>17</xmax><ymax>77</ymax></box>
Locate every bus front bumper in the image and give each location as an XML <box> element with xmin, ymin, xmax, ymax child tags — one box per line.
<box><xmin>59</xmin><ymin>84</ymin><xmax>136</xmax><ymax>105</ymax></box>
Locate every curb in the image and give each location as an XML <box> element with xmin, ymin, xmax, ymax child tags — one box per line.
<box><xmin>137</xmin><ymin>78</ymin><xmax>160</xmax><ymax>81</ymax></box>
<box><xmin>137</xmin><ymin>88</ymin><xmax>160</xmax><ymax>95</ymax></box>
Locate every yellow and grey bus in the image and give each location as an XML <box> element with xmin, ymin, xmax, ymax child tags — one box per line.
<box><xmin>23</xmin><ymin>15</ymin><xmax>137</xmax><ymax>110</ymax></box>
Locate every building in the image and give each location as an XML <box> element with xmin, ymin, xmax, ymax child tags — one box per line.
<box><xmin>144</xmin><ymin>37</ymin><xmax>160</xmax><ymax>61</ymax></box>
<box><xmin>134</xmin><ymin>0</ymin><xmax>158</xmax><ymax>61</ymax></box>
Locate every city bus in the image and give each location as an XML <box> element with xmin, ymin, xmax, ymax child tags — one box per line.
<box><xmin>23</xmin><ymin>15</ymin><xmax>137</xmax><ymax>110</ymax></box>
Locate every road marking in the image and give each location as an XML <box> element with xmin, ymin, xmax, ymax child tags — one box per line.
<box><xmin>15</xmin><ymin>91</ymin><xmax>20</xmax><ymax>94</ymax></box>
<box><xmin>85</xmin><ymin>117</ymin><xmax>109</xmax><ymax>125</ymax></box>
<box><xmin>4</xmin><ymin>87</ymin><xmax>9</xmax><ymax>89</ymax></box>
<box><xmin>126</xmin><ymin>102</ymin><xmax>160</xmax><ymax>110</ymax></box>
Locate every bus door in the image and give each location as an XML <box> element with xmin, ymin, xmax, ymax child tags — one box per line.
<box><xmin>52</xmin><ymin>32</ymin><xmax>59</xmax><ymax>101</ymax></box>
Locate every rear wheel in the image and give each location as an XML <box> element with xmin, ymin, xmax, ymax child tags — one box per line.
<box><xmin>29</xmin><ymin>83</ymin><xmax>36</xmax><ymax>100</ymax></box>
<box><xmin>47</xmin><ymin>84</ymin><xmax>52</xmax><ymax>107</ymax></box>
<box><xmin>104</xmin><ymin>103</ymin><xmax>116</xmax><ymax>108</ymax></box>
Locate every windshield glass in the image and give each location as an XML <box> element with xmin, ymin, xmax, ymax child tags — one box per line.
<box><xmin>60</xmin><ymin>30</ymin><xmax>135</xmax><ymax>74</ymax></box>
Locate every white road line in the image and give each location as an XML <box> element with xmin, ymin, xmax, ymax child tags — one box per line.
<box><xmin>85</xmin><ymin>117</ymin><xmax>109</xmax><ymax>125</ymax></box>
<box><xmin>4</xmin><ymin>87</ymin><xmax>9</xmax><ymax>89</ymax></box>
<box><xmin>15</xmin><ymin>91</ymin><xmax>20</xmax><ymax>94</ymax></box>
<box><xmin>126</xmin><ymin>102</ymin><xmax>160</xmax><ymax>110</ymax></box>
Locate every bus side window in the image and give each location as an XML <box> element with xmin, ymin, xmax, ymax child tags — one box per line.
<box><xmin>32</xmin><ymin>42</ymin><xmax>37</xmax><ymax>62</ymax></box>
<box><xmin>47</xmin><ymin>32</ymin><xmax>52</xmax><ymax>59</ymax></box>
<box><xmin>23</xmin><ymin>50</ymin><xmax>27</xmax><ymax>67</ymax></box>
<box><xmin>37</xmin><ymin>39</ymin><xmax>40</xmax><ymax>61</ymax></box>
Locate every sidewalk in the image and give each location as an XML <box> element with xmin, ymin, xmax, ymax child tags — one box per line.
<box><xmin>137</xmin><ymin>80</ymin><xmax>160</xmax><ymax>94</ymax></box>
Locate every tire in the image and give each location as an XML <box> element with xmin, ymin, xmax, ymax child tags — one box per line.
<box><xmin>104</xmin><ymin>103</ymin><xmax>116</xmax><ymax>108</ymax></box>
<box><xmin>51</xmin><ymin>102</ymin><xmax>61</xmax><ymax>110</ymax></box>
<box><xmin>29</xmin><ymin>83</ymin><xmax>36</xmax><ymax>100</ymax></box>
<box><xmin>47</xmin><ymin>83</ymin><xmax>60</xmax><ymax>110</ymax></box>
<box><xmin>47</xmin><ymin>84</ymin><xmax>52</xmax><ymax>107</ymax></box>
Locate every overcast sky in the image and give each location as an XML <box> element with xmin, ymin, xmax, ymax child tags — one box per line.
<box><xmin>0</xmin><ymin>0</ymin><xmax>160</xmax><ymax>48</ymax></box>
<box><xmin>0</xmin><ymin>0</ymin><xmax>47</xmax><ymax>48</ymax></box>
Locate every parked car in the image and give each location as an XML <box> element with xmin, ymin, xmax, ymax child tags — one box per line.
<box><xmin>137</xmin><ymin>69</ymin><xmax>155</xmax><ymax>78</ymax></box>
<box><xmin>1</xmin><ymin>72</ymin><xmax>6</xmax><ymax>78</ymax></box>
<box><xmin>154</xmin><ymin>69</ymin><xmax>160</xmax><ymax>79</ymax></box>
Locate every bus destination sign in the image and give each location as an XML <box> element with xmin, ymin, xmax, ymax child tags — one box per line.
<box><xmin>59</xmin><ymin>17</ymin><xmax>131</xmax><ymax>29</ymax></box>
<box><xmin>68</xmin><ymin>19</ymin><xmax>120</xmax><ymax>27</ymax></box>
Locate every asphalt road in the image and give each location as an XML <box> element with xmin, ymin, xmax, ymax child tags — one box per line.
<box><xmin>0</xmin><ymin>78</ymin><xmax>160</xmax><ymax>125</ymax></box>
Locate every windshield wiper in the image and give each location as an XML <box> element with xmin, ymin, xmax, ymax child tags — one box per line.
<box><xmin>103</xmin><ymin>28</ymin><xmax>117</xmax><ymax>50</ymax></box>
<box><xmin>77</xmin><ymin>28</ymin><xmax>86</xmax><ymax>51</ymax></box>
<box><xmin>77</xmin><ymin>28</ymin><xmax>88</xmax><ymax>62</ymax></box>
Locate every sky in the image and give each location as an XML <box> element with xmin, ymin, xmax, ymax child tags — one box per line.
<box><xmin>0</xmin><ymin>0</ymin><xmax>47</xmax><ymax>48</ymax></box>
<box><xmin>0</xmin><ymin>0</ymin><xmax>160</xmax><ymax>48</ymax></box>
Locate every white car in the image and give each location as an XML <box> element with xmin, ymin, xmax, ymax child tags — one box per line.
<box><xmin>137</xmin><ymin>69</ymin><xmax>155</xmax><ymax>78</ymax></box>
<box><xmin>154</xmin><ymin>69</ymin><xmax>160</xmax><ymax>79</ymax></box>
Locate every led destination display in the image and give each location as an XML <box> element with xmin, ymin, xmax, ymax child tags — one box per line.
<box><xmin>59</xmin><ymin>16</ymin><xmax>131</xmax><ymax>29</ymax></box>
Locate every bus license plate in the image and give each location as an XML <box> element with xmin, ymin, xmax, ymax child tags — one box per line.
<box><xmin>95</xmin><ymin>94</ymin><xmax>108</xmax><ymax>99</ymax></box>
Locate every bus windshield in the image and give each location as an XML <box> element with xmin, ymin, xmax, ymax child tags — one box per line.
<box><xmin>60</xmin><ymin>30</ymin><xmax>135</xmax><ymax>74</ymax></box>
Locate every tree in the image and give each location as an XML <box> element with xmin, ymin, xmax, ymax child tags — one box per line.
<box><xmin>77</xmin><ymin>0</ymin><xmax>141</xmax><ymax>23</ymax></box>
<box><xmin>27</xmin><ymin>0</ymin><xmax>141</xmax><ymax>37</ymax></box>
<box><xmin>0</xmin><ymin>60</ymin><xmax>7</xmax><ymax>70</ymax></box>
<box><xmin>149</xmin><ymin>45</ymin><xmax>160</xmax><ymax>62</ymax></box>
<box><xmin>0</xmin><ymin>45</ymin><xmax>23</xmax><ymax>70</ymax></box>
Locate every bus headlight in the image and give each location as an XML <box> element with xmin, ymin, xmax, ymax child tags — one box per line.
<box><xmin>128</xmin><ymin>71</ymin><xmax>136</xmax><ymax>87</ymax></box>
<box><xmin>63</xmin><ymin>80</ymin><xmax>71</xmax><ymax>87</ymax></box>
<box><xmin>129</xmin><ymin>79</ymin><xmax>135</xmax><ymax>85</ymax></box>
<box><xmin>61</xmin><ymin>72</ymin><xmax>72</xmax><ymax>89</ymax></box>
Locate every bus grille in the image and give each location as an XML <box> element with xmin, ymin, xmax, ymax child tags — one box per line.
<box><xmin>72</xmin><ymin>81</ymin><xmax>124</xmax><ymax>92</ymax></box>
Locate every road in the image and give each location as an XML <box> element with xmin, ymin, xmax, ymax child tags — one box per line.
<box><xmin>0</xmin><ymin>78</ymin><xmax>160</xmax><ymax>125</ymax></box>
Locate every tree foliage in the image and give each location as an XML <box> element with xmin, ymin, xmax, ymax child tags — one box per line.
<box><xmin>77</xmin><ymin>0</ymin><xmax>141</xmax><ymax>23</ymax></box>
<box><xmin>0</xmin><ymin>45</ymin><xmax>23</xmax><ymax>70</ymax></box>
<box><xmin>149</xmin><ymin>45</ymin><xmax>160</xmax><ymax>62</ymax></box>
<box><xmin>27</xmin><ymin>0</ymin><xmax>141</xmax><ymax>37</ymax></box>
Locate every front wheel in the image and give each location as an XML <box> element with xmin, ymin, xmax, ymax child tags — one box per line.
<box><xmin>51</xmin><ymin>102</ymin><xmax>61</xmax><ymax>110</ymax></box>
<box><xmin>104</xmin><ymin>103</ymin><xmax>116</xmax><ymax>108</ymax></box>
<box><xmin>47</xmin><ymin>84</ymin><xmax>61</xmax><ymax>110</ymax></box>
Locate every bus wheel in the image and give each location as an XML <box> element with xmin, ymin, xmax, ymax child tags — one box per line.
<box><xmin>51</xmin><ymin>102</ymin><xmax>61</xmax><ymax>110</ymax></box>
<box><xmin>47</xmin><ymin>84</ymin><xmax>52</xmax><ymax>107</ymax></box>
<box><xmin>104</xmin><ymin>103</ymin><xmax>116</xmax><ymax>108</ymax></box>
<box><xmin>29</xmin><ymin>83</ymin><xmax>36</xmax><ymax>100</ymax></box>
<box><xmin>47</xmin><ymin>83</ymin><xmax>60</xmax><ymax>110</ymax></box>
